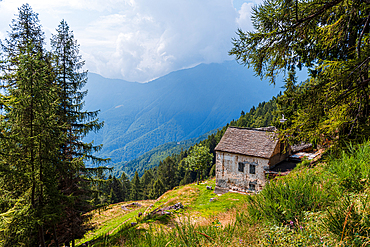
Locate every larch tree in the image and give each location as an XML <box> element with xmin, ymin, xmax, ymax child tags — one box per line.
<box><xmin>230</xmin><ymin>0</ymin><xmax>370</xmax><ymax>149</ymax></box>
<box><xmin>0</xmin><ymin>4</ymin><xmax>62</xmax><ymax>246</ymax></box>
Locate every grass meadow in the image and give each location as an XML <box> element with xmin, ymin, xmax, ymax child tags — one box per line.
<box><xmin>77</xmin><ymin>141</ymin><xmax>370</xmax><ymax>246</ymax></box>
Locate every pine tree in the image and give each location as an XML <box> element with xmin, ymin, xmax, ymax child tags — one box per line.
<box><xmin>110</xmin><ymin>176</ymin><xmax>124</xmax><ymax>203</ymax></box>
<box><xmin>157</xmin><ymin>156</ymin><xmax>178</xmax><ymax>191</ymax></box>
<box><xmin>0</xmin><ymin>4</ymin><xmax>62</xmax><ymax>246</ymax></box>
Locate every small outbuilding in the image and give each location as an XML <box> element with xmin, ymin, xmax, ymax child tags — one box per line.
<box><xmin>214</xmin><ymin>126</ymin><xmax>289</xmax><ymax>193</ymax></box>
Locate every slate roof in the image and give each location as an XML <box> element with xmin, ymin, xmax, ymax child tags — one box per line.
<box><xmin>291</xmin><ymin>143</ymin><xmax>313</xmax><ymax>153</ymax></box>
<box><xmin>214</xmin><ymin>126</ymin><xmax>278</xmax><ymax>159</ymax></box>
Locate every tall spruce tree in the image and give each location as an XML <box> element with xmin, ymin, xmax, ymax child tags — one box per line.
<box><xmin>0</xmin><ymin>4</ymin><xmax>62</xmax><ymax>246</ymax></box>
<box><xmin>50</xmin><ymin>20</ymin><xmax>107</xmax><ymax>246</ymax></box>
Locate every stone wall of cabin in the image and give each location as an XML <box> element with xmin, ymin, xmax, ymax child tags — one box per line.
<box><xmin>215</xmin><ymin>151</ymin><xmax>269</xmax><ymax>192</ymax></box>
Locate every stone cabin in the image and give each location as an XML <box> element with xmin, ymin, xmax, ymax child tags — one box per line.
<box><xmin>214</xmin><ymin>126</ymin><xmax>289</xmax><ymax>193</ymax></box>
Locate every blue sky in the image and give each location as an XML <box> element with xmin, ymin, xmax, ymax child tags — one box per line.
<box><xmin>0</xmin><ymin>0</ymin><xmax>262</xmax><ymax>82</ymax></box>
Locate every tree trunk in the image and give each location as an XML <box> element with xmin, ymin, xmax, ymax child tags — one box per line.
<box><xmin>53</xmin><ymin>225</ymin><xmax>59</xmax><ymax>247</ymax></box>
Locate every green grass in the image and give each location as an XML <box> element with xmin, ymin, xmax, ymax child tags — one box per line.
<box><xmin>247</xmin><ymin>163</ymin><xmax>339</xmax><ymax>225</ymax></box>
<box><xmin>77</xmin><ymin>179</ymin><xmax>248</xmax><ymax>246</ymax></box>
<box><xmin>78</xmin><ymin>140</ymin><xmax>370</xmax><ymax>246</ymax></box>
<box><xmin>76</xmin><ymin>201</ymin><xmax>153</xmax><ymax>245</ymax></box>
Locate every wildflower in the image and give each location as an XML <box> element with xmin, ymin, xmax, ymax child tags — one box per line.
<box><xmin>290</xmin><ymin>221</ymin><xmax>294</xmax><ymax>226</ymax></box>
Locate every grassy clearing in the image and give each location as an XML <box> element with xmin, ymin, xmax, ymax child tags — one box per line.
<box><xmin>78</xmin><ymin>141</ymin><xmax>370</xmax><ymax>246</ymax></box>
<box><xmin>77</xmin><ymin>179</ymin><xmax>248</xmax><ymax>246</ymax></box>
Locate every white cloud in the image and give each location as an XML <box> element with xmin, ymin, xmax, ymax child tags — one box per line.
<box><xmin>237</xmin><ymin>2</ymin><xmax>255</xmax><ymax>31</ymax></box>
<box><xmin>0</xmin><ymin>0</ymin><xmax>261</xmax><ymax>82</ymax></box>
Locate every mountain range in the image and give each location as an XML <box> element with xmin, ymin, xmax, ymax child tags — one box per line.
<box><xmin>83</xmin><ymin>60</ymin><xmax>284</xmax><ymax>170</ymax></box>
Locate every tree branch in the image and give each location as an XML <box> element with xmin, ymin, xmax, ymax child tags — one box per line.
<box><xmin>357</xmin><ymin>11</ymin><xmax>370</xmax><ymax>59</ymax></box>
<box><xmin>275</xmin><ymin>0</ymin><xmax>344</xmax><ymax>35</ymax></box>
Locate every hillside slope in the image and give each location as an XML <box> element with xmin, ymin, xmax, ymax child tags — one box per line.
<box><xmin>83</xmin><ymin>60</ymin><xmax>283</xmax><ymax>167</ymax></box>
<box><xmin>76</xmin><ymin>179</ymin><xmax>249</xmax><ymax>246</ymax></box>
<box><xmin>77</xmin><ymin>140</ymin><xmax>370</xmax><ymax>246</ymax></box>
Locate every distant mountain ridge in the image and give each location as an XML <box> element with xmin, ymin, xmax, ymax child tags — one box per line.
<box><xmin>113</xmin><ymin>129</ymin><xmax>218</xmax><ymax>179</ymax></box>
<box><xmin>83</xmin><ymin>60</ymin><xmax>283</xmax><ymax>168</ymax></box>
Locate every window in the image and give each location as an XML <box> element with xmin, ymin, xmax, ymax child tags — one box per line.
<box><xmin>238</xmin><ymin>162</ymin><xmax>244</xmax><ymax>172</ymax></box>
<box><xmin>249</xmin><ymin>182</ymin><xmax>256</xmax><ymax>191</ymax></box>
<box><xmin>249</xmin><ymin>164</ymin><xmax>256</xmax><ymax>174</ymax></box>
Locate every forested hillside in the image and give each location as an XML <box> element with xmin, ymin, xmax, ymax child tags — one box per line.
<box><xmin>113</xmin><ymin>129</ymin><xmax>218</xmax><ymax>179</ymax></box>
<box><xmin>83</xmin><ymin>60</ymin><xmax>283</xmax><ymax>167</ymax></box>
<box><xmin>94</xmin><ymin>97</ymin><xmax>278</xmax><ymax>205</ymax></box>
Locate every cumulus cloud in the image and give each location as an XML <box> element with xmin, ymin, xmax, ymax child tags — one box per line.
<box><xmin>81</xmin><ymin>0</ymin><xmax>241</xmax><ymax>82</ymax></box>
<box><xmin>236</xmin><ymin>0</ymin><xmax>263</xmax><ymax>31</ymax></box>
<box><xmin>237</xmin><ymin>2</ymin><xmax>255</xmax><ymax>31</ymax></box>
<box><xmin>0</xmin><ymin>0</ymin><xmax>261</xmax><ymax>82</ymax></box>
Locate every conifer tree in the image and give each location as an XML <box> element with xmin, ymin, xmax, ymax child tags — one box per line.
<box><xmin>157</xmin><ymin>156</ymin><xmax>178</xmax><ymax>190</ymax></box>
<box><xmin>140</xmin><ymin>170</ymin><xmax>154</xmax><ymax>200</ymax></box>
<box><xmin>0</xmin><ymin>4</ymin><xmax>62</xmax><ymax>246</ymax></box>
<box><xmin>120</xmin><ymin>172</ymin><xmax>131</xmax><ymax>201</ymax></box>
<box><xmin>130</xmin><ymin>171</ymin><xmax>142</xmax><ymax>201</ymax></box>
<box><xmin>109</xmin><ymin>176</ymin><xmax>124</xmax><ymax>203</ymax></box>
<box><xmin>230</xmin><ymin>0</ymin><xmax>370</xmax><ymax>148</ymax></box>
<box><xmin>150</xmin><ymin>178</ymin><xmax>166</xmax><ymax>199</ymax></box>
<box><xmin>50</xmin><ymin>19</ymin><xmax>107</xmax><ymax>246</ymax></box>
